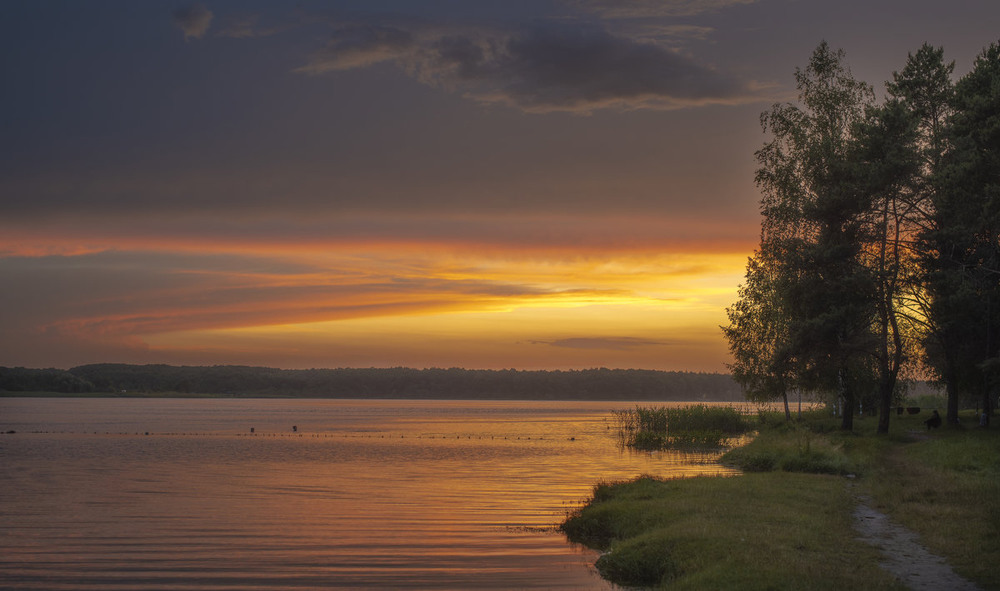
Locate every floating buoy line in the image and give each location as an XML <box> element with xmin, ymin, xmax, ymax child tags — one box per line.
<box><xmin>4</xmin><ymin>429</ymin><xmax>582</xmax><ymax>441</ymax></box>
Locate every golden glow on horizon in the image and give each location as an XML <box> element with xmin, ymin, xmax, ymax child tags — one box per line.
<box><xmin>2</xmin><ymin>217</ymin><xmax>751</xmax><ymax>371</ymax></box>
<box><xmin>135</xmin><ymin>250</ymin><xmax>746</xmax><ymax>370</ymax></box>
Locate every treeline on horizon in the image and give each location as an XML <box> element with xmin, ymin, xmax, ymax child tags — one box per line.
<box><xmin>0</xmin><ymin>364</ymin><xmax>745</xmax><ymax>401</ymax></box>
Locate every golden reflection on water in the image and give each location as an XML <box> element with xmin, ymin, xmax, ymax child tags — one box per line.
<box><xmin>1</xmin><ymin>399</ymin><xmax>741</xmax><ymax>590</ymax></box>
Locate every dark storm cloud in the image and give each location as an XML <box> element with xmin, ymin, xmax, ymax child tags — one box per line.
<box><xmin>296</xmin><ymin>20</ymin><xmax>757</xmax><ymax>113</ymax></box>
<box><xmin>172</xmin><ymin>3</ymin><xmax>213</xmax><ymax>40</ymax></box>
<box><xmin>420</xmin><ymin>24</ymin><xmax>750</xmax><ymax>112</ymax></box>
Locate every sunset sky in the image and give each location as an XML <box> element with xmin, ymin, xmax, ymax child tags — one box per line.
<box><xmin>3</xmin><ymin>0</ymin><xmax>999</xmax><ymax>372</ymax></box>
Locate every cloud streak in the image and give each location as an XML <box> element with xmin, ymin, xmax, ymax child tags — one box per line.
<box><xmin>296</xmin><ymin>24</ymin><xmax>415</xmax><ymax>72</ymax></box>
<box><xmin>0</xmin><ymin>211</ymin><xmax>759</xmax><ymax>259</ymax></box>
<box><xmin>531</xmin><ymin>336</ymin><xmax>675</xmax><ymax>350</ymax></box>
<box><xmin>216</xmin><ymin>13</ymin><xmax>292</xmax><ymax>39</ymax></box>
<box><xmin>567</xmin><ymin>0</ymin><xmax>760</xmax><ymax>19</ymax></box>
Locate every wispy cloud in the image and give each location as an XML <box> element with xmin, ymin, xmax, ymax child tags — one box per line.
<box><xmin>567</xmin><ymin>0</ymin><xmax>760</xmax><ymax>18</ymax></box>
<box><xmin>172</xmin><ymin>3</ymin><xmax>213</xmax><ymax>41</ymax></box>
<box><xmin>295</xmin><ymin>24</ymin><xmax>415</xmax><ymax>72</ymax></box>
<box><xmin>215</xmin><ymin>14</ymin><xmax>284</xmax><ymax>39</ymax></box>
<box><xmin>531</xmin><ymin>337</ymin><xmax>675</xmax><ymax>350</ymax></box>
<box><xmin>0</xmin><ymin>212</ymin><xmax>759</xmax><ymax>259</ymax></box>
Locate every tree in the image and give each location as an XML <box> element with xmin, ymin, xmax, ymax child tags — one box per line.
<box><xmin>882</xmin><ymin>44</ymin><xmax>962</xmax><ymax>423</ymax></box>
<box><xmin>886</xmin><ymin>44</ymin><xmax>955</xmax><ymax>172</ymax></box>
<box><xmin>723</xmin><ymin>247</ymin><xmax>796</xmax><ymax>419</ymax></box>
<box><xmin>850</xmin><ymin>101</ymin><xmax>917</xmax><ymax>433</ymax></box>
<box><xmin>748</xmin><ymin>42</ymin><xmax>876</xmax><ymax>430</ymax></box>
<box><xmin>925</xmin><ymin>42</ymin><xmax>1000</xmax><ymax>426</ymax></box>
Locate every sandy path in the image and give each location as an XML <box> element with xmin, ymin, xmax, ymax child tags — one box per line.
<box><xmin>853</xmin><ymin>495</ymin><xmax>981</xmax><ymax>591</ymax></box>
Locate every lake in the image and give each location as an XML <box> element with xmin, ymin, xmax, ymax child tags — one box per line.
<box><xmin>0</xmin><ymin>398</ymin><xmax>739</xmax><ymax>590</ymax></box>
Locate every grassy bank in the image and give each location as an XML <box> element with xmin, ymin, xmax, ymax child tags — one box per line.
<box><xmin>562</xmin><ymin>408</ymin><xmax>1000</xmax><ymax>590</ymax></box>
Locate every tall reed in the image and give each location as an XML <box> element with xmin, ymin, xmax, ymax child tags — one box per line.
<box><xmin>613</xmin><ymin>404</ymin><xmax>750</xmax><ymax>450</ymax></box>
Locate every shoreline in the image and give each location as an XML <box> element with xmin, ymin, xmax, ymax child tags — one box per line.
<box><xmin>561</xmin><ymin>408</ymin><xmax>998</xmax><ymax>590</ymax></box>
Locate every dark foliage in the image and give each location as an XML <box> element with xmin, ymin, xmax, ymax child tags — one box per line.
<box><xmin>0</xmin><ymin>367</ymin><xmax>97</xmax><ymax>393</ymax></box>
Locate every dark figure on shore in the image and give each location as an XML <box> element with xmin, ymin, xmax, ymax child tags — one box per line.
<box><xmin>925</xmin><ymin>410</ymin><xmax>942</xmax><ymax>430</ymax></box>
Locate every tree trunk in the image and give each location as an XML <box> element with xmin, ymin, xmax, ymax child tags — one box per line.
<box><xmin>782</xmin><ymin>392</ymin><xmax>791</xmax><ymax>421</ymax></box>
<box><xmin>840</xmin><ymin>369</ymin><xmax>854</xmax><ymax>431</ymax></box>
<box><xmin>983</xmin><ymin>388</ymin><xmax>992</xmax><ymax>428</ymax></box>
<box><xmin>876</xmin><ymin>272</ymin><xmax>903</xmax><ymax>435</ymax></box>
<box><xmin>876</xmin><ymin>375</ymin><xmax>894</xmax><ymax>434</ymax></box>
<box><xmin>946</xmin><ymin>365</ymin><xmax>960</xmax><ymax>425</ymax></box>
<box><xmin>841</xmin><ymin>393</ymin><xmax>854</xmax><ymax>430</ymax></box>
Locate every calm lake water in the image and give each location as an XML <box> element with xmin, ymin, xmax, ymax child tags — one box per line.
<box><xmin>0</xmin><ymin>398</ymin><xmax>738</xmax><ymax>590</ymax></box>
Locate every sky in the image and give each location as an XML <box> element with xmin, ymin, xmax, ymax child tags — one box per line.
<box><xmin>2</xmin><ymin>0</ymin><xmax>999</xmax><ymax>372</ymax></box>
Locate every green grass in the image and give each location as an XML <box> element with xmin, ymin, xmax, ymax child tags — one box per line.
<box><xmin>901</xmin><ymin>392</ymin><xmax>948</xmax><ymax>410</ymax></box>
<box><xmin>861</xmin><ymin>411</ymin><xmax>1000</xmax><ymax>587</ymax></box>
<box><xmin>562</xmin><ymin>472</ymin><xmax>904</xmax><ymax>590</ymax></box>
<box><xmin>564</xmin><ymin>407</ymin><xmax>1000</xmax><ymax>590</ymax></box>
<box><xmin>721</xmin><ymin>416</ymin><xmax>856</xmax><ymax>475</ymax></box>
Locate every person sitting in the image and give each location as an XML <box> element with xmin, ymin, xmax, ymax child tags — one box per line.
<box><xmin>925</xmin><ymin>410</ymin><xmax>942</xmax><ymax>430</ymax></box>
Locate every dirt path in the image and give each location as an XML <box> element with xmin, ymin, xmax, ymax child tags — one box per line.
<box><xmin>853</xmin><ymin>495</ymin><xmax>981</xmax><ymax>591</ymax></box>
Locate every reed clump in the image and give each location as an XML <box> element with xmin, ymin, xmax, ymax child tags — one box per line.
<box><xmin>613</xmin><ymin>404</ymin><xmax>751</xmax><ymax>450</ymax></box>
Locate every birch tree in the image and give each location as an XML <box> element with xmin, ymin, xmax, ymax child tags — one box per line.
<box><xmin>743</xmin><ymin>42</ymin><xmax>875</xmax><ymax>430</ymax></box>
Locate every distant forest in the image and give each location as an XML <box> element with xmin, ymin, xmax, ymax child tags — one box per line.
<box><xmin>0</xmin><ymin>364</ymin><xmax>744</xmax><ymax>401</ymax></box>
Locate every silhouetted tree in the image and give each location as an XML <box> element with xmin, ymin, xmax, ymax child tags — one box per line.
<box><xmin>851</xmin><ymin>97</ymin><xmax>923</xmax><ymax>433</ymax></box>
<box><xmin>750</xmin><ymin>41</ymin><xmax>876</xmax><ymax>430</ymax></box>
<box><xmin>723</xmin><ymin>248</ymin><xmax>796</xmax><ymax>419</ymax></box>
<box><xmin>925</xmin><ymin>42</ymin><xmax>1000</xmax><ymax>426</ymax></box>
<box><xmin>730</xmin><ymin>40</ymin><xmax>1000</xmax><ymax>430</ymax></box>
<box><xmin>883</xmin><ymin>44</ymin><xmax>964</xmax><ymax>424</ymax></box>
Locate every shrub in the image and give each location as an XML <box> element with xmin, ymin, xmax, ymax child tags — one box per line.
<box><xmin>730</xmin><ymin>451</ymin><xmax>778</xmax><ymax>472</ymax></box>
<box><xmin>721</xmin><ymin>415</ymin><xmax>855</xmax><ymax>475</ymax></box>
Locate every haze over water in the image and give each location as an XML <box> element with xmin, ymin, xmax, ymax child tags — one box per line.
<box><xmin>1</xmin><ymin>398</ymin><xmax>738</xmax><ymax>590</ymax></box>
